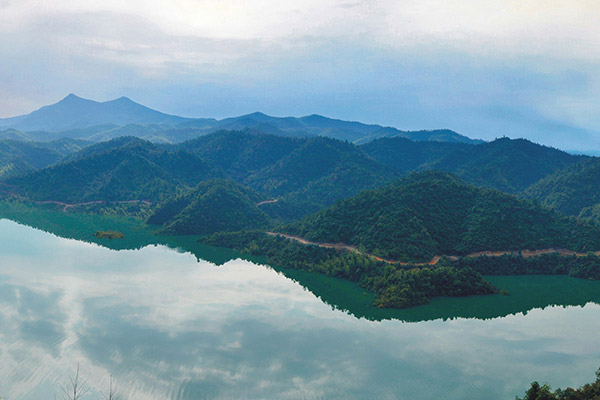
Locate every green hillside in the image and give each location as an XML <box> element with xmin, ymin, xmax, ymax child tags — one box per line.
<box><xmin>285</xmin><ymin>171</ymin><xmax>600</xmax><ymax>262</ymax></box>
<box><xmin>244</xmin><ymin>136</ymin><xmax>397</xmax><ymax>210</ymax></box>
<box><xmin>148</xmin><ymin>179</ymin><xmax>271</xmax><ymax>235</ymax></box>
<box><xmin>362</xmin><ymin>137</ymin><xmax>582</xmax><ymax>193</ymax></box>
<box><xmin>523</xmin><ymin>157</ymin><xmax>600</xmax><ymax>218</ymax></box>
<box><xmin>5</xmin><ymin>137</ymin><xmax>219</xmax><ymax>203</ymax></box>
<box><xmin>0</xmin><ymin>138</ymin><xmax>89</xmax><ymax>179</ymax></box>
<box><xmin>174</xmin><ymin>130</ymin><xmax>302</xmax><ymax>180</ymax></box>
<box><xmin>429</xmin><ymin>138</ymin><xmax>582</xmax><ymax>193</ymax></box>
<box><xmin>360</xmin><ymin>136</ymin><xmax>468</xmax><ymax>172</ymax></box>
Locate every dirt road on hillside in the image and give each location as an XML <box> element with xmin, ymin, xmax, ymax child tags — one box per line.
<box><xmin>35</xmin><ymin>199</ymin><xmax>152</xmax><ymax>212</ymax></box>
<box><xmin>267</xmin><ymin>232</ymin><xmax>600</xmax><ymax>266</ymax></box>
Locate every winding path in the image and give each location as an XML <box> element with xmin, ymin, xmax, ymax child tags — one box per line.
<box><xmin>35</xmin><ymin>199</ymin><xmax>152</xmax><ymax>212</ymax></box>
<box><xmin>266</xmin><ymin>232</ymin><xmax>600</xmax><ymax>266</ymax></box>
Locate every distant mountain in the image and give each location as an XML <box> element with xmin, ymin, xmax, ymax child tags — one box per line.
<box><xmin>355</xmin><ymin>127</ymin><xmax>483</xmax><ymax>145</ymax></box>
<box><xmin>0</xmin><ymin>129</ymin><xmax>32</xmax><ymax>141</ymax></box>
<box><xmin>362</xmin><ymin>137</ymin><xmax>583</xmax><ymax>194</ymax></box>
<box><xmin>188</xmin><ymin>112</ymin><xmax>482</xmax><ymax>144</ymax></box>
<box><xmin>0</xmin><ymin>95</ymin><xmax>482</xmax><ymax>144</ymax></box>
<box><xmin>284</xmin><ymin>171</ymin><xmax>600</xmax><ymax>262</ymax></box>
<box><xmin>5</xmin><ymin>137</ymin><xmax>219</xmax><ymax>203</ymax></box>
<box><xmin>523</xmin><ymin>158</ymin><xmax>600</xmax><ymax>218</ymax></box>
<box><xmin>148</xmin><ymin>179</ymin><xmax>271</xmax><ymax>235</ymax></box>
<box><xmin>0</xmin><ymin>94</ymin><xmax>189</xmax><ymax>132</ymax></box>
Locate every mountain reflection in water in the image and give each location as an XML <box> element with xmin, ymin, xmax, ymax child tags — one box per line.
<box><xmin>1</xmin><ymin>210</ymin><xmax>600</xmax><ymax>399</ymax></box>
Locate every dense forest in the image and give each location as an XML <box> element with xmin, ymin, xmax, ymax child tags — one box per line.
<box><xmin>0</xmin><ymin>138</ymin><xmax>89</xmax><ymax>178</ymax></box>
<box><xmin>4</xmin><ymin>138</ymin><xmax>219</xmax><ymax>203</ymax></box>
<box><xmin>524</xmin><ymin>157</ymin><xmax>600</xmax><ymax>220</ymax></box>
<box><xmin>448</xmin><ymin>253</ymin><xmax>600</xmax><ymax>280</ymax></box>
<box><xmin>284</xmin><ymin>171</ymin><xmax>600</xmax><ymax>262</ymax></box>
<box><xmin>1</xmin><ymin>130</ymin><xmax>594</xmax><ymax>224</ymax></box>
<box><xmin>362</xmin><ymin>136</ymin><xmax>583</xmax><ymax>194</ymax></box>
<box><xmin>147</xmin><ymin>179</ymin><xmax>271</xmax><ymax>235</ymax></box>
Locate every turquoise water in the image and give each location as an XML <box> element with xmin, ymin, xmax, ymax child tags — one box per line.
<box><xmin>1</xmin><ymin>216</ymin><xmax>600</xmax><ymax>399</ymax></box>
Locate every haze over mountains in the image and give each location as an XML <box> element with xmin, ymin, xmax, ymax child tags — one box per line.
<box><xmin>0</xmin><ymin>94</ymin><xmax>188</xmax><ymax>132</ymax></box>
<box><xmin>0</xmin><ymin>94</ymin><xmax>481</xmax><ymax>145</ymax></box>
<box><xmin>2</xmin><ymin>94</ymin><xmax>600</xmax><ymax>312</ymax></box>
<box><xmin>2</xmin><ymin>93</ymin><xmax>600</xmax><ymax>230</ymax></box>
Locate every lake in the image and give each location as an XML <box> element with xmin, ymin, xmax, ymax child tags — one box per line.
<box><xmin>1</xmin><ymin>213</ymin><xmax>600</xmax><ymax>400</ymax></box>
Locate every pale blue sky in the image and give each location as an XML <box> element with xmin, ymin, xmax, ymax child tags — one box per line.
<box><xmin>1</xmin><ymin>0</ymin><xmax>599</xmax><ymax>149</ymax></box>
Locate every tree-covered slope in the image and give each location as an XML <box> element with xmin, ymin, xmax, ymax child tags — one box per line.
<box><xmin>284</xmin><ymin>171</ymin><xmax>600</xmax><ymax>262</ymax></box>
<box><xmin>362</xmin><ymin>137</ymin><xmax>582</xmax><ymax>194</ymax></box>
<box><xmin>0</xmin><ymin>138</ymin><xmax>90</xmax><ymax>179</ymax></box>
<box><xmin>244</xmin><ymin>136</ymin><xmax>396</xmax><ymax>201</ymax></box>
<box><xmin>168</xmin><ymin>132</ymin><xmax>397</xmax><ymax>219</ymax></box>
<box><xmin>430</xmin><ymin>138</ymin><xmax>582</xmax><ymax>193</ymax></box>
<box><xmin>360</xmin><ymin>136</ymin><xmax>469</xmax><ymax>173</ymax></box>
<box><xmin>148</xmin><ymin>179</ymin><xmax>271</xmax><ymax>234</ymax></box>
<box><xmin>174</xmin><ymin>130</ymin><xmax>302</xmax><ymax>180</ymax></box>
<box><xmin>523</xmin><ymin>158</ymin><xmax>600</xmax><ymax>218</ymax></box>
<box><xmin>5</xmin><ymin>137</ymin><xmax>219</xmax><ymax>203</ymax></box>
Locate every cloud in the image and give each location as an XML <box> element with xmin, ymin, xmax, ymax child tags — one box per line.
<box><xmin>0</xmin><ymin>1</ymin><xmax>599</xmax><ymax>148</ymax></box>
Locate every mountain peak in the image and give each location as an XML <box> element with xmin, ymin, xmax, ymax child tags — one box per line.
<box><xmin>242</xmin><ymin>111</ymin><xmax>272</xmax><ymax>120</ymax></box>
<box><xmin>60</xmin><ymin>93</ymin><xmax>86</xmax><ymax>103</ymax></box>
<box><xmin>112</xmin><ymin>96</ymin><xmax>135</xmax><ymax>103</ymax></box>
<box><xmin>0</xmin><ymin>94</ymin><xmax>186</xmax><ymax>132</ymax></box>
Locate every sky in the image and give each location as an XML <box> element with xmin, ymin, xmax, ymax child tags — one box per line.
<box><xmin>1</xmin><ymin>0</ymin><xmax>599</xmax><ymax>150</ymax></box>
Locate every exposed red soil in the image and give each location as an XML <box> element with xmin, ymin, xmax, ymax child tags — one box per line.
<box><xmin>267</xmin><ymin>232</ymin><xmax>600</xmax><ymax>266</ymax></box>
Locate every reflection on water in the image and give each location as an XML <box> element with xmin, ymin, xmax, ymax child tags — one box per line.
<box><xmin>3</xmin><ymin>201</ymin><xmax>600</xmax><ymax>323</ymax></box>
<box><xmin>1</xmin><ymin>210</ymin><xmax>600</xmax><ymax>399</ymax></box>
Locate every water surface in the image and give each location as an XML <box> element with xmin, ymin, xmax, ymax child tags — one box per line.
<box><xmin>1</xmin><ymin>214</ymin><xmax>600</xmax><ymax>399</ymax></box>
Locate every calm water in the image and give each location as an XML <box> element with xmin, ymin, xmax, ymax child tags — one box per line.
<box><xmin>1</xmin><ymin>211</ymin><xmax>600</xmax><ymax>399</ymax></box>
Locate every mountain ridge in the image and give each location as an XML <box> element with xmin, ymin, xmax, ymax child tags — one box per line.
<box><xmin>0</xmin><ymin>94</ymin><xmax>482</xmax><ymax>145</ymax></box>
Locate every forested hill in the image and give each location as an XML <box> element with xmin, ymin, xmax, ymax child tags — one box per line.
<box><xmin>523</xmin><ymin>157</ymin><xmax>600</xmax><ymax>220</ymax></box>
<box><xmin>0</xmin><ymin>138</ymin><xmax>89</xmax><ymax>179</ymax></box>
<box><xmin>147</xmin><ymin>179</ymin><xmax>271</xmax><ymax>234</ymax></box>
<box><xmin>4</xmin><ymin>137</ymin><xmax>220</xmax><ymax>203</ymax></box>
<box><xmin>171</xmin><ymin>130</ymin><xmax>303</xmax><ymax>180</ymax></box>
<box><xmin>3</xmin><ymin>131</ymin><xmax>593</xmax><ymax>225</ymax></box>
<box><xmin>243</xmin><ymin>136</ymin><xmax>396</xmax><ymax>199</ymax></box>
<box><xmin>362</xmin><ymin>137</ymin><xmax>584</xmax><ymax>194</ymax></box>
<box><xmin>0</xmin><ymin>133</ymin><xmax>397</xmax><ymax>221</ymax></box>
<box><xmin>176</xmin><ymin>132</ymin><xmax>399</xmax><ymax>218</ymax></box>
<box><xmin>284</xmin><ymin>171</ymin><xmax>600</xmax><ymax>262</ymax></box>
